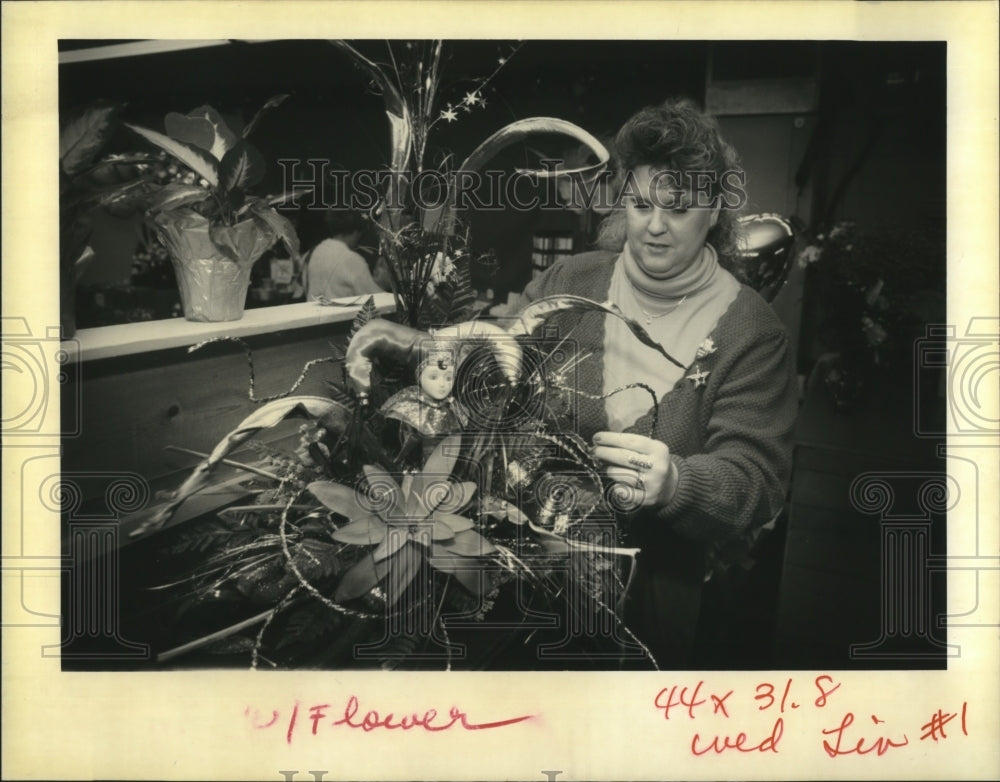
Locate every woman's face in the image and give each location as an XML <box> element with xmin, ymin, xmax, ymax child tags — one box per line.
<box><xmin>623</xmin><ymin>165</ymin><xmax>720</xmax><ymax>280</ymax></box>
<box><xmin>420</xmin><ymin>363</ymin><xmax>454</xmax><ymax>401</ymax></box>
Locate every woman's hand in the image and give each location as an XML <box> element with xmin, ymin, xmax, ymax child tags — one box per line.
<box><xmin>591</xmin><ymin>431</ymin><xmax>679</xmax><ymax>509</ymax></box>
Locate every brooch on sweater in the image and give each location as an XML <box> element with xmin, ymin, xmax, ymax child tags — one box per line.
<box><xmin>687</xmin><ymin>338</ymin><xmax>716</xmax><ymax>387</ymax></box>
<box><xmin>695</xmin><ymin>338</ymin><xmax>717</xmax><ymax>359</ymax></box>
<box><xmin>686</xmin><ymin>364</ymin><xmax>710</xmax><ymax>387</ymax></box>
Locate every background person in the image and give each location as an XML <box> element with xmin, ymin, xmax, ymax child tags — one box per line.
<box><xmin>304</xmin><ymin>209</ymin><xmax>386</xmax><ymax>300</ymax></box>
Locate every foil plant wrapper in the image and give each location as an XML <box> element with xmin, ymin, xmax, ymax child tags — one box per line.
<box><xmin>155</xmin><ymin>210</ymin><xmax>276</xmax><ymax>322</ymax></box>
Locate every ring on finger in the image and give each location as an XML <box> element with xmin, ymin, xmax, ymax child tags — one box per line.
<box><xmin>627</xmin><ymin>456</ymin><xmax>654</xmax><ymax>471</ymax></box>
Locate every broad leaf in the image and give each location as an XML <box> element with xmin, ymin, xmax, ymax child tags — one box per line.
<box><xmin>125</xmin><ymin>123</ymin><xmax>220</xmax><ymax>187</ymax></box>
<box><xmin>433</xmin><ymin>512</ymin><xmax>474</xmax><ymax>535</ymax></box>
<box><xmin>166</xmin><ymin>105</ymin><xmax>240</xmax><ymax>160</ymax></box>
<box><xmin>164</xmin><ymin>112</ymin><xmax>217</xmax><ymax>156</ymax></box>
<box><xmin>130</xmin><ymin>396</ymin><xmax>350</xmax><ymax>538</ymax></box>
<box><xmin>334</xmin><ymin>555</ymin><xmax>380</xmax><ymax>602</ymax></box>
<box><xmin>330</xmin><ymin>515</ymin><xmax>386</xmax><ymax>546</ymax></box>
<box><xmin>242</xmin><ymin>93</ymin><xmax>290</xmax><ymax>139</ymax></box>
<box><xmin>434</xmin><ymin>481</ymin><xmax>477</xmax><ymax>513</ymax></box>
<box><xmin>308</xmin><ymin>480</ymin><xmax>370</xmax><ymax>519</ymax></box>
<box><xmin>361</xmin><ymin>465</ymin><xmax>403</xmax><ymax>522</ymax></box>
<box><xmin>146</xmin><ymin>182</ymin><xmax>210</xmax><ymax>213</ymax></box>
<box><xmin>372</xmin><ymin>525</ymin><xmax>411</xmax><ymax>563</ymax></box>
<box><xmin>248</xmin><ymin>200</ymin><xmax>300</xmax><ymax>259</ymax></box>
<box><xmin>382</xmin><ymin>542</ymin><xmax>423</xmax><ymax>607</ymax></box>
<box><xmin>219</xmin><ymin>140</ymin><xmax>266</xmax><ymax>196</ymax></box>
<box><xmin>405</xmin><ymin>479</ymin><xmax>476</xmax><ymax>520</ymax></box>
<box><xmin>60</xmin><ymin>101</ymin><xmax>120</xmax><ymax>176</ymax></box>
<box><xmin>441</xmin><ymin>528</ymin><xmax>496</xmax><ymax>557</ymax></box>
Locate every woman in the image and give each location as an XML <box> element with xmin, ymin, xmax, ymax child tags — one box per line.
<box><xmin>518</xmin><ymin>98</ymin><xmax>799</xmax><ymax>667</ymax></box>
<box><xmin>304</xmin><ymin>209</ymin><xmax>387</xmax><ymax>301</ymax></box>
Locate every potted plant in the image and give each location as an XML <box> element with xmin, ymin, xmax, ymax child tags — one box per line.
<box><xmin>115</xmin><ymin>96</ymin><xmax>301</xmax><ymax>322</ymax></box>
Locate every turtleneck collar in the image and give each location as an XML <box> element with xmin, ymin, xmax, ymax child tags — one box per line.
<box><xmin>621</xmin><ymin>241</ymin><xmax>719</xmax><ymax>302</ymax></box>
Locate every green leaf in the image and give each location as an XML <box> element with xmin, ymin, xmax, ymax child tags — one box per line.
<box><xmin>219</xmin><ymin>140</ymin><xmax>266</xmax><ymax>196</ymax></box>
<box><xmin>146</xmin><ymin>182</ymin><xmax>211</xmax><ymax>213</ymax></box>
<box><xmin>125</xmin><ymin>122</ymin><xmax>220</xmax><ymax>188</ymax></box>
<box><xmin>242</xmin><ymin>94</ymin><xmax>290</xmax><ymax>139</ymax></box>
<box><xmin>60</xmin><ymin>101</ymin><xmax>120</xmax><ymax>176</ymax></box>
<box><xmin>248</xmin><ymin>200</ymin><xmax>300</xmax><ymax>259</ymax></box>
<box><xmin>308</xmin><ymin>480</ymin><xmax>369</xmax><ymax>519</ymax></box>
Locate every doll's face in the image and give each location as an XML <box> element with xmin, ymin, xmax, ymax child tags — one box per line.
<box><xmin>420</xmin><ymin>362</ymin><xmax>455</xmax><ymax>401</ymax></box>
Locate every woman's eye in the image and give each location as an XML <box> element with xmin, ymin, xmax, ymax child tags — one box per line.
<box><xmin>630</xmin><ymin>200</ymin><xmax>651</xmax><ymax>211</ymax></box>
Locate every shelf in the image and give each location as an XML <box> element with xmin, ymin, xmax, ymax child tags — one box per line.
<box><xmin>63</xmin><ymin>293</ymin><xmax>396</xmax><ymax>363</ymax></box>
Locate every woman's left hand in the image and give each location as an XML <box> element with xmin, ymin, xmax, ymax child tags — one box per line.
<box><xmin>591</xmin><ymin>431</ymin><xmax>679</xmax><ymax>509</ymax></box>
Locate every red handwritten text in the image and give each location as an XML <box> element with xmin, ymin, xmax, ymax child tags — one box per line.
<box><xmin>259</xmin><ymin>696</ymin><xmax>533</xmax><ymax>743</ymax></box>
<box><xmin>821</xmin><ymin>712</ymin><xmax>909</xmax><ymax>757</ymax></box>
<box><xmin>654</xmin><ymin>681</ymin><xmax>732</xmax><ymax>720</ymax></box>
<box><xmin>691</xmin><ymin>718</ymin><xmax>784</xmax><ymax>755</ymax></box>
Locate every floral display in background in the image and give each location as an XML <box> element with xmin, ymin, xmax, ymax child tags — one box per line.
<box><xmin>797</xmin><ymin>220</ymin><xmax>946</xmax><ymax>410</ymax></box>
<box><xmin>326</xmin><ymin>39</ymin><xmax>609</xmax><ymax>328</ymax></box>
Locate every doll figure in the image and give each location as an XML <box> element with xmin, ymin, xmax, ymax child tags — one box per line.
<box><xmin>380</xmin><ymin>341</ymin><xmax>469</xmax><ymax>467</ymax></box>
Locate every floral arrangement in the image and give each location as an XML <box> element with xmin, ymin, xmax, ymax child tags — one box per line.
<box><xmin>115</xmin><ymin>40</ymin><xmax>669</xmax><ymax>670</ymax></box>
<box><xmin>130</xmin><ymin>295</ymin><xmax>684</xmax><ymax>670</ymax></box>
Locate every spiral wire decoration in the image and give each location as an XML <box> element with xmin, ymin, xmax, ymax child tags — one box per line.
<box><xmin>189</xmin><ymin>336</ymin><xmax>337</xmax><ymax>404</ymax></box>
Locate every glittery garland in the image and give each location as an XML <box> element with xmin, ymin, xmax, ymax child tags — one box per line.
<box><xmin>189</xmin><ymin>336</ymin><xmax>337</xmax><ymax>404</ymax></box>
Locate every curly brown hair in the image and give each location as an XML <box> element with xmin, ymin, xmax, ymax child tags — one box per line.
<box><xmin>596</xmin><ymin>98</ymin><xmax>746</xmax><ymax>269</ymax></box>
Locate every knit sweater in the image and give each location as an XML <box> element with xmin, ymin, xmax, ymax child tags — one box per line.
<box><xmin>521</xmin><ymin>251</ymin><xmax>798</xmax><ymax>665</ymax></box>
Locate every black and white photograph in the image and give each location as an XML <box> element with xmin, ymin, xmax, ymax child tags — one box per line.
<box><xmin>3</xmin><ymin>2</ymin><xmax>998</xmax><ymax>780</ymax></box>
<box><xmin>54</xmin><ymin>35</ymin><xmax>950</xmax><ymax>672</ymax></box>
